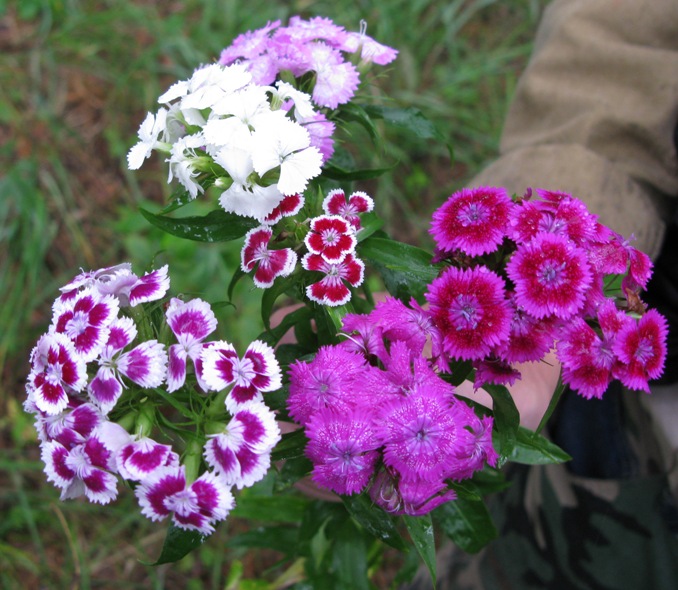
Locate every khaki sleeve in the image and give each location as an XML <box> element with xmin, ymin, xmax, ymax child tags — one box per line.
<box><xmin>471</xmin><ymin>0</ymin><xmax>678</xmax><ymax>258</ymax></box>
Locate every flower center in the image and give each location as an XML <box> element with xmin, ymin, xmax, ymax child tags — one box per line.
<box><xmin>538</xmin><ymin>260</ymin><xmax>567</xmax><ymax>287</ymax></box>
<box><xmin>634</xmin><ymin>337</ymin><xmax>654</xmax><ymax>363</ymax></box>
<box><xmin>66</xmin><ymin>311</ymin><xmax>90</xmax><ymax>338</ymax></box>
<box><xmin>165</xmin><ymin>488</ymin><xmax>199</xmax><ymax>516</ymax></box>
<box><xmin>458</xmin><ymin>202</ymin><xmax>487</xmax><ymax>226</ymax></box>
<box><xmin>449</xmin><ymin>294</ymin><xmax>480</xmax><ymax>330</ymax></box>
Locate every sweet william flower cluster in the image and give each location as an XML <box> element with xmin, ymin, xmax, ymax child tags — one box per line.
<box><xmin>26</xmin><ymin>13</ymin><xmax>669</xmax><ymax>572</ymax></box>
<box><xmin>25</xmin><ymin>263</ymin><xmax>282</xmax><ymax>535</ymax></box>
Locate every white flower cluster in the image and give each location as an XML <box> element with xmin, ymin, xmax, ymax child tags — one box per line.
<box><xmin>128</xmin><ymin>63</ymin><xmax>323</xmax><ymax>222</ymax></box>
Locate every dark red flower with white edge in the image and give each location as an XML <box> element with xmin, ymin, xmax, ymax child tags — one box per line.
<box><xmin>506</xmin><ymin>232</ymin><xmax>593</xmax><ymax>320</ymax></box>
<box><xmin>262</xmin><ymin>193</ymin><xmax>304</xmax><ymax>225</ymax></box>
<box><xmin>302</xmin><ymin>252</ymin><xmax>365</xmax><ymax>307</ymax></box>
<box><xmin>305</xmin><ymin>215</ymin><xmax>357</xmax><ymax>263</ymax></box>
<box><xmin>430</xmin><ymin>186</ymin><xmax>513</xmax><ymax>257</ymax></box>
<box><xmin>425</xmin><ymin>265</ymin><xmax>512</xmax><ymax>361</ymax></box>
<box><xmin>612</xmin><ymin>309</ymin><xmax>668</xmax><ymax>393</ymax></box>
<box><xmin>322</xmin><ymin>189</ymin><xmax>374</xmax><ymax>230</ymax></box>
<box><xmin>240</xmin><ymin>226</ymin><xmax>297</xmax><ymax>288</ymax></box>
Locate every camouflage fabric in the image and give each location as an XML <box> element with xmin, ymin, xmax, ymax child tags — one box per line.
<box><xmin>406</xmin><ymin>386</ymin><xmax>678</xmax><ymax>590</ymax></box>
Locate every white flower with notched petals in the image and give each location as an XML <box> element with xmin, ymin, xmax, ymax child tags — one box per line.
<box><xmin>167</xmin><ymin>133</ymin><xmax>206</xmax><ymax>199</ymax></box>
<box><xmin>250</xmin><ymin>111</ymin><xmax>322</xmax><ymax>195</ymax></box>
<box><xmin>127</xmin><ymin>108</ymin><xmax>169</xmax><ymax>170</ymax></box>
<box><xmin>214</xmin><ymin>146</ymin><xmax>284</xmax><ymax>221</ymax></box>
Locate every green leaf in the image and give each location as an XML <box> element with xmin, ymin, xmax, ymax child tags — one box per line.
<box><xmin>271</xmin><ymin>428</ymin><xmax>308</xmax><ymax>461</ymax></box>
<box><xmin>357</xmin><ymin>236</ymin><xmax>440</xmax><ymax>303</ymax></box>
<box><xmin>356</xmin><ymin>212</ymin><xmax>384</xmax><ymax>243</ymax></box>
<box><xmin>261</xmin><ymin>274</ymin><xmax>298</xmax><ymax>331</ymax></box>
<box><xmin>403</xmin><ymin>514</ymin><xmax>436</xmax><ymax>586</ymax></box>
<box><xmin>342</xmin><ymin>493</ymin><xmax>407</xmax><ymax>551</ymax></box>
<box><xmin>231</xmin><ymin>494</ymin><xmax>309</xmax><ymax>523</ymax></box>
<box><xmin>483</xmin><ymin>383</ymin><xmax>520</xmax><ymax>460</ymax></box>
<box><xmin>146</xmin><ymin>524</ymin><xmax>205</xmax><ymax>565</ymax></box>
<box><xmin>258</xmin><ymin>306</ymin><xmax>313</xmax><ymax>348</ymax></box>
<box><xmin>139</xmin><ymin>207</ymin><xmax>257</xmax><ymax>242</ymax></box>
<box><xmin>535</xmin><ymin>372</ymin><xmax>566</xmax><ymax>435</ymax></box>
<box><xmin>363</xmin><ymin>105</ymin><xmax>453</xmax><ymax>159</ymax></box>
<box><xmin>332</xmin><ymin>518</ymin><xmax>370</xmax><ymax>590</ymax></box>
<box><xmin>227</xmin><ymin>525</ymin><xmax>299</xmax><ymax>553</ymax></box>
<box><xmin>334</xmin><ymin>102</ymin><xmax>381</xmax><ymax>146</ymax></box>
<box><xmin>434</xmin><ymin>498</ymin><xmax>498</xmax><ymax>554</ymax></box>
<box><xmin>510</xmin><ymin>427</ymin><xmax>572</xmax><ymax>465</ymax></box>
<box><xmin>322</xmin><ymin>162</ymin><xmax>395</xmax><ymax>182</ymax></box>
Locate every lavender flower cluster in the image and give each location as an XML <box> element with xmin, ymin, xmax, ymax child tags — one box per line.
<box><xmin>25</xmin><ymin>263</ymin><xmax>281</xmax><ymax>535</ymax></box>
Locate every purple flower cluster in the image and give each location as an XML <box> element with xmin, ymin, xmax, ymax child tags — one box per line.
<box><xmin>428</xmin><ymin>186</ymin><xmax>668</xmax><ymax>397</ymax></box>
<box><xmin>26</xmin><ymin>263</ymin><xmax>281</xmax><ymax>536</ymax></box>
<box><xmin>219</xmin><ymin>16</ymin><xmax>398</xmax><ymax>110</ymax></box>
<box><xmin>288</xmin><ymin>296</ymin><xmax>498</xmax><ymax>515</ymax></box>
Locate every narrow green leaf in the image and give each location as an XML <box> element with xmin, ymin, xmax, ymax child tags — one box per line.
<box><xmin>261</xmin><ymin>274</ymin><xmax>298</xmax><ymax>331</ymax></box>
<box><xmin>258</xmin><ymin>306</ymin><xmax>313</xmax><ymax>348</ymax></box>
<box><xmin>483</xmin><ymin>383</ymin><xmax>520</xmax><ymax>459</ymax></box>
<box><xmin>271</xmin><ymin>428</ymin><xmax>308</xmax><ymax>461</ymax></box>
<box><xmin>403</xmin><ymin>514</ymin><xmax>436</xmax><ymax>587</ymax></box>
<box><xmin>434</xmin><ymin>498</ymin><xmax>498</xmax><ymax>554</ymax></box>
<box><xmin>146</xmin><ymin>524</ymin><xmax>205</xmax><ymax>565</ymax></box>
<box><xmin>510</xmin><ymin>427</ymin><xmax>572</xmax><ymax>465</ymax></box>
<box><xmin>332</xmin><ymin>518</ymin><xmax>370</xmax><ymax>590</ymax></box>
<box><xmin>322</xmin><ymin>162</ymin><xmax>395</xmax><ymax>182</ymax></box>
<box><xmin>535</xmin><ymin>372</ymin><xmax>566</xmax><ymax>434</ymax></box>
<box><xmin>357</xmin><ymin>236</ymin><xmax>440</xmax><ymax>303</ymax></box>
<box><xmin>363</xmin><ymin>105</ymin><xmax>453</xmax><ymax>159</ymax></box>
<box><xmin>227</xmin><ymin>525</ymin><xmax>298</xmax><ymax>553</ymax></box>
<box><xmin>139</xmin><ymin>207</ymin><xmax>257</xmax><ymax>242</ymax></box>
<box><xmin>227</xmin><ymin>267</ymin><xmax>247</xmax><ymax>302</ymax></box>
<box><xmin>342</xmin><ymin>494</ymin><xmax>407</xmax><ymax>551</ymax></box>
<box><xmin>335</xmin><ymin>102</ymin><xmax>381</xmax><ymax>146</ymax></box>
<box><xmin>231</xmin><ymin>494</ymin><xmax>309</xmax><ymax>523</ymax></box>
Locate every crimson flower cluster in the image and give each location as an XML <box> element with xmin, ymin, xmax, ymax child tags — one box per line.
<box><xmin>25</xmin><ymin>263</ymin><xmax>281</xmax><ymax>536</ymax></box>
<box><xmin>288</xmin><ymin>296</ymin><xmax>498</xmax><ymax>515</ymax></box>
<box><xmin>427</xmin><ymin>186</ymin><xmax>668</xmax><ymax>397</ymax></box>
<box><xmin>240</xmin><ymin>188</ymin><xmax>373</xmax><ymax>306</ymax></box>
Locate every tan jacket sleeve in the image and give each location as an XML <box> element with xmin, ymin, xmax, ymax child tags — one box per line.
<box><xmin>471</xmin><ymin>0</ymin><xmax>678</xmax><ymax>258</ymax></box>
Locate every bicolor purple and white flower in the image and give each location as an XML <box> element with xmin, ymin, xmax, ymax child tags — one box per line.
<box><xmin>117</xmin><ymin>437</ymin><xmax>178</xmax><ymax>482</ymax></box>
<box><xmin>201</xmin><ymin>340</ymin><xmax>281</xmax><ymax>411</ymax></box>
<box><xmin>136</xmin><ymin>465</ymin><xmax>234</xmax><ymax>535</ymax></box>
<box><xmin>88</xmin><ymin>316</ymin><xmax>167</xmax><ymax>413</ymax></box>
<box><xmin>204</xmin><ymin>402</ymin><xmax>280</xmax><ymax>489</ymax></box>
<box><xmin>240</xmin><ymin>226</ymin><xmax>297</xmax><ymax>288</ymax></box>
<box><xmin>166</xmin><ymin>297</ymin><xmax>217</xmax><ymax>393</ymax></box>
<box><xmin>302</xmin><ymin>252</ymin><xmax>365</xmax><ymax>307</ymax></box>
<box><xmin>41</xmin><ymin>422</ymin><xmax>129</xmax><ymax>505</ymax></box>
<box><xmin>60</xmin><ymin>264</ymin><xmax>170</xmax><ymax>308</ymax></box>
<box><xmin>51</xmin><ymin>288</ymin><xmax>119</xmax><ymax>362</ymax></box>
<box><xmin>27</xmin><ymin>332</ymin><xmax>87</xmax><ymax>416</ymax></box>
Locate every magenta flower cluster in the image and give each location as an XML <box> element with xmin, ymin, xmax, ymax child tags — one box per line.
<box><xmin>428</xmin><ymin>186</ymin><xmax>668</xmax><ymax>397</ymax></box>
<box><xmin>288</xmin><ymin>296</ymin><xmax>498</xmax><ymax>515</ymax></box>
<box><xmin>25</xmin><ymin>263</ymin><xmax>281</xmax><ymax>536</ymax></box>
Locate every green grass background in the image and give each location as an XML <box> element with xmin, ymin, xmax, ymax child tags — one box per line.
<box><xmin>0</xmin><ymin>0</ymin><xmax>544</xmax><ymax>587</ymax></box>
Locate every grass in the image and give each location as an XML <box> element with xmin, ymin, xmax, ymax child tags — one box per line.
<box><xmin>0</xmin><ymin>0</ymin><xmax>544</xmax><ymax>587</ymax></box>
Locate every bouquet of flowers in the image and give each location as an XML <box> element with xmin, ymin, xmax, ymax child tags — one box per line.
<box><xmin>24</xmin><ymin>15</ymin><xmax>667</xmax><ymax>587</ymax></box>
